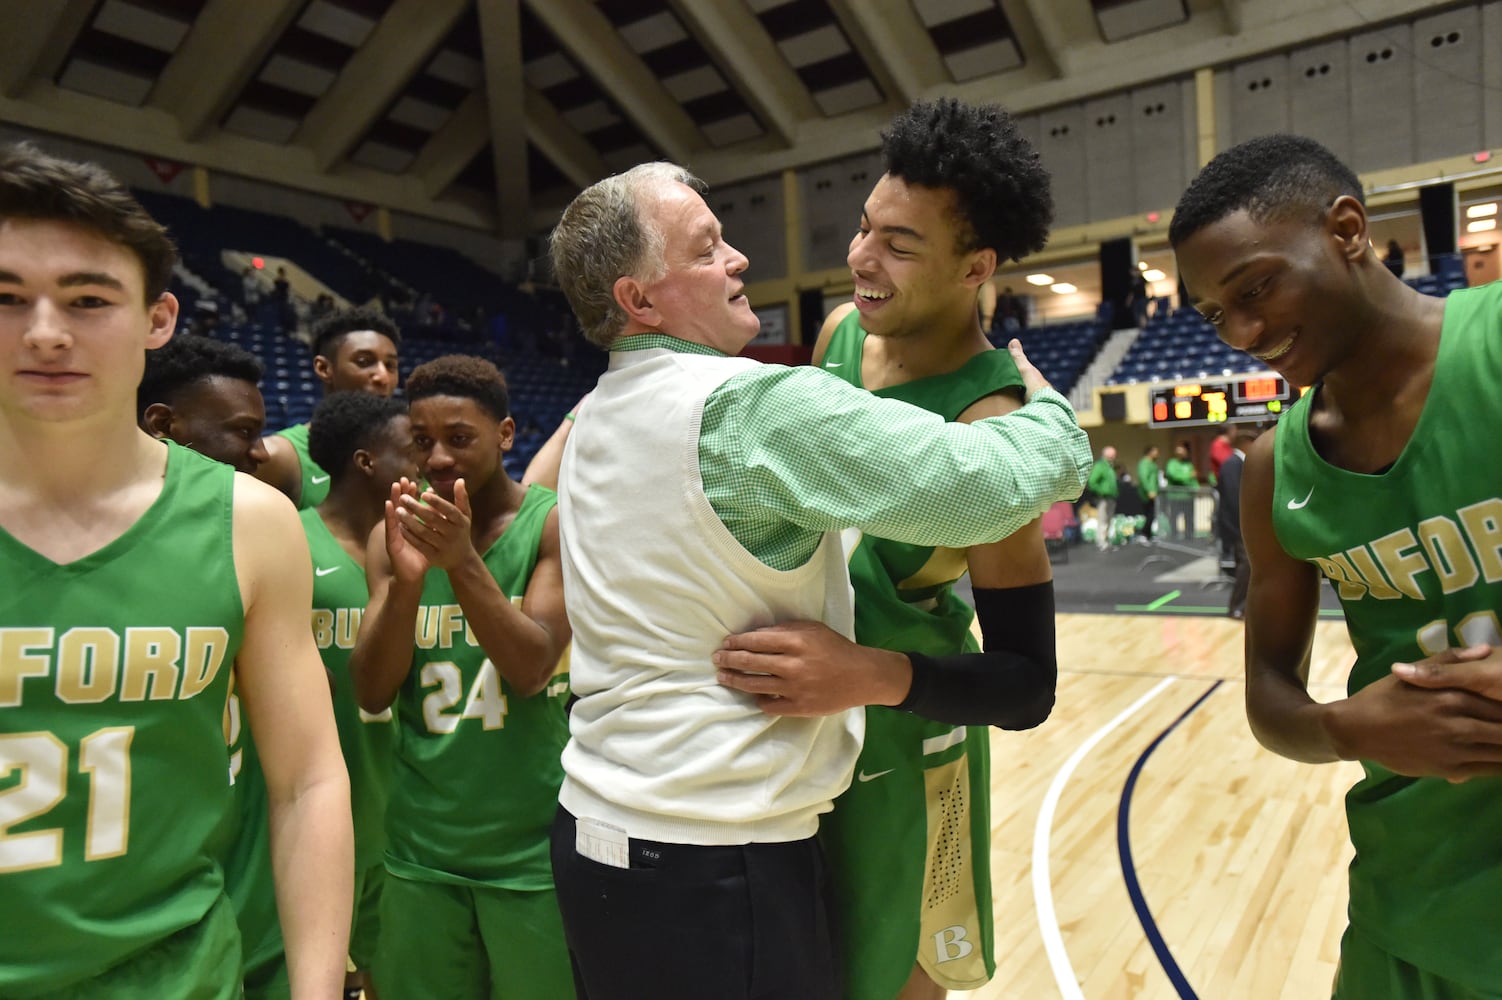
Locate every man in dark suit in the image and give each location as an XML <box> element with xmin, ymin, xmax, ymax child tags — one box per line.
<box><xmin>1217</xmin><ymin>428</ymin><xmax>1260</xmax><ymax>618</ymax></box>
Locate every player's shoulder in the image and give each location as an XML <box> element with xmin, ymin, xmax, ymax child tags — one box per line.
<box><xmin>232</xmin><ymin>470</ymin><xmax>303</xmax><ymax>534</ymax></box>
<box><xmin>812</xmin><ymin>302</ymin><xmax>858</xmax><ymax>364</ymax></box>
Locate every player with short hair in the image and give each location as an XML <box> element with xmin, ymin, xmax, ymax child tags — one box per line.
<box><xmin>349</xmin><ymin>354</ymin><xmax>573</xmax><ymax>999</ymax></box>
<box><xmin>138</xmin><ymin>333</ymin><xmax>269</xmax><ymax>474</ymax></box>
<box><xmin>0</xmin><ymin>143</ymin><xmax>351</xmax><ymax>998</ymax></box>
<box><xmin>796</xmin><ymin>97</ymin><xmax>1059</xmax><ymax>1000</ymax></box>
<box><xmin>256</xmin><ymin>305</ymin><xmax>401</xmax><ymax>509</ymax></box>
<box><xmin>305</xmin><ymin>390</ymin><xmax>418</xmax><ymax>999</ymax></box>
<box><xmin>1171</xmin><ymin>133</ymin><xmax>1502</xmax><ymax>998</ymax></box>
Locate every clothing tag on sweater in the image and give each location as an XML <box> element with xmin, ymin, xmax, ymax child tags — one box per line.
<box><xmin>576</xmin><ymin>817</ymin><xmax>630</xmax><ymax>869</ymax></box>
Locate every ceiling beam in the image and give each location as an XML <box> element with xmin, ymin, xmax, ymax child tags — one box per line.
<box><xmin>293</xmin><ymin>0</ymin><xmax>468</xmax><ymax>172</ymax></box>
<box><xmin>411</xmin><ymin>89</ymin><xmax>489</xmax><ymax>200</ymax></box>
<box><xmin>667</xmin><ymin>0</ymin><xmax>816</xmax><ymax>147</ymax></box>
<box><xmin>476</xmin><ymin>0</ymin><xmax>529</xmax><ymax>239</ymax></box>
<box><xmin>522</xmin><ymin>0</ymin><xmax>701</xmax><ymax>164</ymax></box>
<box><xmin>524</xmin><ymin>88</ymin><xmax>610</xmax><ymax>189</ymax></box>
<box><xmin>998</xmin><ymin>0</ymin><xmax>1062</xmax><ymax>79</ymax></box>
<box><xmin>826</xmin><ymin>0</ymin><xmax>947</xmax><ymax>105</ymax></box>
<box><xmin>149</xmin><ymin>0</ymin><xmax>303</xmax><ymax>140</ymax></box>
<box><xmin>0</xmin><ymin>82</ymin><xmax>493</xmax><ymax>229</ymax></box>
<box><xmin>1</xmin><ymin>0</ymin><xmax>96</xmax><ymax>98</ymax></box>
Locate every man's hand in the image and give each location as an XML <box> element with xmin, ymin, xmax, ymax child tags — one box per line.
<box><xmin>394</xmin><ymin>479</ymin><xmax>476</xmax><ymax>571</ymax></box>
<box><xmin>713</xmin><ymin>622</ymin><xmax>909</xmax><ymax>717</ymax></box>
<box><xmin>1393</xmin><ymin>644</ymin><xmax>1502</xmax><ymax>700</ymax></box>
<box><xmin>1007</xmin><ymin>339</ymin><xmax>1052</xmax><ymax>400</ymax></box>
<box><xmin>384</xmin><ymin>478</ymin><xmax>430</xmax><ymax>584</ymax></box>
<box><xmin>1324</xmin><ymin>666</ymin><xmax>1502</xmax><ymax>781</ymax></box>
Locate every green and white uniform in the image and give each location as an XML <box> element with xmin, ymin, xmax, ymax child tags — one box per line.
<box><xmin>301</xmin><ymin>507</ymin><xmax>395</xmax><ymax>969</ymax></box>
<box><xmin>274</xmin><ymin>423</ymin><xmax>330</xmax><ymax>510</ymax></box>
<box><xmin>375</xmin><ymin>485</ymin><xmax>572</xmax><ymax>998</ymax></box>
<box><xmin>816</xmin><ymin>312</ymin><xmax>1019</xmax><ymax>996</ymax></box>
<box><xmin>222</xmin><ymin>725</ymin><xmax>285</xmax><ymax>1000</ymax></box>
<box><xmin>1272</xmin><ymin>281</ymin><xmax>1502</xmax><ymax>997</ymax></box>
<box><xmin>0</xmin><ymin>443</ymin><xmax>243</xmax><ymax>997</ymax></box>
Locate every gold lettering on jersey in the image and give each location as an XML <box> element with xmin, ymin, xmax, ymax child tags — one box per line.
<box><xmin>1457</xmin><ymin>498</ymin><xmax>1502</xmax><ymax>582</ymax></box>
<box><xmin>1370</xmin><ymin>528</ymin><xmax>1428</xmax><ymax>600</ymax></box>
<box><xmin>178</xmin><ymin>628</ymin><xmax>229</xmax><ymax>699</ymax></box>
<box><xmin>1312</xmin><ymin>498</ymin><xmax>1502</xmax><ymax>602</ymax></box>
<box><xmin>1417</xmin><ymin>516</ymin><xmax>1480</xmax><ymax>594</ymax></box>
<box><xmin>1344</xmin><ymin>547</ymin><xmax>1401</xmax><ymax>600</ymax></box>
<box><xmin>57</xmin><ymin>628</ymin><xmax>119</xmax><ymax>703</ymax></box>
<box><xmin>1316</xmin><ymin>553</ymin><xmax>1370</xmax><ymax>601</ymax></box>
<box><xmin>120</xmin><ymin>627</ymin><xmax>182</xmax><ymax>701</ymax></box>
<box><xmin>0</xmin><ymin>628</ymin><xmax>54</xmax><ymax>707</ymax></box>
<box><xmin>412</xmin><ymin>605</ymin><xmax>470</xmax><ymax>650</ymax></box>
<box><xmin>414</xmin><ymin>606</ymin><xmax>440</xmax><ymax>649</ymax></box>
<box><xmin>310</xmin><ymin>608</ymin><xmax>362</xmax><ymax>651</ymax></box>
<box><xmin>311</xmin><ymin>609</ymin><xmax>335</xmax><ymax>649</ymax></box>
<box><xmin>0</xmin><ymin>626</ymin><xmax>226</xmax><ymax>704</ymax></box>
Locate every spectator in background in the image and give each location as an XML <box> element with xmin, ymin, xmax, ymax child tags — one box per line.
<box><xmin>242</xmin><ymin>265</ymin><xmax>262</xmax><ymax>308</ymax></box>
<box><xmin>1127</xmin><ymin>268</ymin><xmax>1150</xmax><ymax>327</ymax></box>
<box><xmin>1136</xmin><ymin>444</ymin><xmax>1160</xmax><ymax>543</ymax></box>
<box><xmin>1162</xmin><ymin>442</ymin><xmax>1199</xmax><ymax>541</ymax></box>
<box><xmin>1383</xmin><ymin>238</ymin><xmax>1405</xmax><ymax>279</ymax></box>
<box><xmin>1214</xmin><ymin>428</ymin><xmax>1258</xmax><ymax>619</ymax></box>
<box><xmin>1087</xmin><ymin>445</ymin><xmax>1119</xmax><ymax>551</ymax></box>
<box><xmin>1209</xmin><ymin>427</ymin><xmax>1233</xmax><ymax>483</ymax></box>
<box><xmin>997</xmin><ymin>285</ymin><xmax>1026</xmax><ymax>333</ymax></box>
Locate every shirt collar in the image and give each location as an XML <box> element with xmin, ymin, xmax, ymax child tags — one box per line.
<box><xmin>611</xmin><ymin>333</ymin><xmax>727</xmax><ymax>358</ymax></box>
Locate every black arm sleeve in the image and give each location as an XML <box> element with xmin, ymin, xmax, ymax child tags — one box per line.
<box><xmin>893</xmin><ymin>580</ymin><xmax>1058</xmax><ymax>729</ymax></box>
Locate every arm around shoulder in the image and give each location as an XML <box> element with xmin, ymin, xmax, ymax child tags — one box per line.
<box><xmin>252</xmin><ymin>434</ymin><xmax>303</xmax><ymax>505</ymax></box>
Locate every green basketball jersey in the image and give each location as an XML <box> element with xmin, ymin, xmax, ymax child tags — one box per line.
<box><xmin>1271</xmin><ymin>280</ymin><xmax>1502</xmax><ymax>992</ymax></box>
<box><xmin>818</xmin><ymin>309</ymin><xmax>1025</xmax><ymax>656</ymax></box>
<box><xmin>275</xmin><ymin>423</ymin><xmax>330</xmax><ymax>510</ymax></box>
<box><xmin>301</xmin><ymin>507</ymin><xmax>395</xmax><ymax>870</ymax></box>
<box><xmin>221</xmin><ymin>701</ymin><xmax>283</xmax><ymax>980</ymax></box>
<box><xmin>0</xmin><ymin>443</ymin><xmax>243</xmax><ymax>995</ymax></box>
<box><xmin>384</xmin><ymin>485</ymin><xmax>569</xmax><ymax>890</ymax></box>
<box><xmin>817</xmin><ymin>311</ymin><xmax>1023</xmax><ymax>997</ymax></box>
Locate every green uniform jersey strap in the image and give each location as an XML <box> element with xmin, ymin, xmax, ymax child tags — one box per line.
<box><xmin>1271</xmin><ymin>280</ymin><xmax>1502</xmax><ymax>993</ymax></box>
<box><xmin>821</xmin><ymin>308</ymin><xmax>1025</xmax><ymax>655</ymax></box>
<box><xmin>301</xmin><ymin>508</ymin><xmax>395</xmax><ymax>870</ymax></box>
<box><xmin>274</xmin><ymin>423</ymin><xmax>330</xmax><ymax>509</ymax></box>
<box><xmin>0</xmin><ymin>443</ymin><xmax>243</xmax><ymax>995</ymax></box>
<box><xmin>384</xmin><ymin>485</ymin><xmax>569</xmax><ymax>890</ymax></box>
<box><xmin>817</xmin><ymin>309</ymin><xmax>1015</xmax><ymax>996</ymax></box>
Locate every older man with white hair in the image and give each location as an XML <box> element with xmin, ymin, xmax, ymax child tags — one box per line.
<box><xmin>546</xmin><ymin>161</ymin><xmax>1090</xmax><ymax>1000</ymax></box>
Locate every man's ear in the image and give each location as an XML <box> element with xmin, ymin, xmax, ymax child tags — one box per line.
<box><xmin>312</xmin><ymin>354</ymin><xmax>334</xmax><ymax>385</ymax></box>
<box><xmin>146</xmin><ymin>292</ymin><xmax>179</xmax><ymax>349</ymax></box>
<box><xmin>141</xmin><ymin>402</ymin><xmax>176</xmax><ymax>440</ymax></box>
<box><xmin>961</xmin><ymin>247</ymin><xmax>998</xmax><ymax>289</ymax></box>
<box><xmin>613</xmin><ymin>275</ymin><xmax>661</xmax><ymax>329</ymax></box>
<box><xmin>352</xmin><ymin>447</ymin><xmax>374</xmax><ymax>477</ymax></box>
<box><xmin>1327</xmin><ymin>194</ymin><xmax>1370</xmax><ymax>262</ymax></box>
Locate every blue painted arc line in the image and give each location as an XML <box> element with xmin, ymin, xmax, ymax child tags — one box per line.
<box><xmin>1116</xmin><ymin>678</ymin><xmax>1225</xmax><ymax>1000</ymax></box>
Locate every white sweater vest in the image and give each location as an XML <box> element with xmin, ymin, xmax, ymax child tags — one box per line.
<box><xmin>557</xmin><ymin>348</ymin><xmax>862</xmax><ymax>845</ymax></box>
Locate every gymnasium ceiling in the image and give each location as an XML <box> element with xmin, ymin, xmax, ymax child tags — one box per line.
<box><xmin>0</xmin><ymin>0</ymin><xmax>1466</xmax><ymax>237</ymax></box>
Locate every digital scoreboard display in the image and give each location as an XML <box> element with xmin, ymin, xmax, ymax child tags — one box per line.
<box><xmin>1149</xmin><ymin>376</ymin><xmax>1298</xmax><ymax>427</ymax></box>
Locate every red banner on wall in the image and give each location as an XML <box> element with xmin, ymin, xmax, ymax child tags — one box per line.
<box><xmin>144</xmin><ymin>157</ymin><xmax>185</xmax><ymax>183</ymax></box>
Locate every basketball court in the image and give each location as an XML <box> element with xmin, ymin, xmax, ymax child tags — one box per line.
<box><xmin>954</xmin><ymin>541</ymin><xmax>1359</xmax><ymax>999</ymax></box>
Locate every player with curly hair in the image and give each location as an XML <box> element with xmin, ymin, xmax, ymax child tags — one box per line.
<box><xmin>347</xmin><ymin>354</ymin><xmax>573</xmax><ymax>999</ymax></box>
<box><xmin>256</xmin><ymin>305</ymin><xmax>402</xmax><ymax>509</ymax></box>
<box><xmin>727</xmin><ymin>98</ymin><xmax>1060</xmax><ymax>999</ymax></box>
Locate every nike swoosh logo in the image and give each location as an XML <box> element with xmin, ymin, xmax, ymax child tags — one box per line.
<box><xmin>314</xmin><ymin>566</ymin><xmax>341</xmax><ymax>577</ymax></box>
<box><xmin>825</xmin><ymin>362</ymin><xmax>843</xmax><ymax>368</ymax></box>
<box><xmin>857</xmin><ymin>768</ymin><xmax>894</xmax><ymax>782</ymax></box>
<box><xmin>1287</xmin><ymin>487</ymin><xmax>1314</xmax><ymax>510</ymax></box>
<box><xmin>310</xmin><ymin>474</ymin><xmax>330</xmax><ymax>485</ymax></box>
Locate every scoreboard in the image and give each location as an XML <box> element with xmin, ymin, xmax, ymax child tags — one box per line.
<box><xmin>1148</xmin><ymin>375</ymin><xmax>1298</xmax><ymax>427</ymax></box>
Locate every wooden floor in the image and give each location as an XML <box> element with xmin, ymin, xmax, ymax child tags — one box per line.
<box><xmin>958</xmin><ymin>613</ymin><xmax>1361</xmax><ymax>1000</ymax></box>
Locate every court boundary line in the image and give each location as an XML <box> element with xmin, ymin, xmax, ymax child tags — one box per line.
<box><xmin>1116</xmin><ymin>679</ymin><xmax>1226</xmax><ymax>1000</ymax></box>
<box><xmin>1032</xmin><ymin>675</ymin><xmax>1176</xmax><ymax>1000</ymax></box>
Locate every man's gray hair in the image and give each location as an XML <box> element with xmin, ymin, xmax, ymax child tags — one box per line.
<box><xmin>550</xmin><ymin>162</ymin><xmax>705</xmax><ymax>348</ymax></box>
